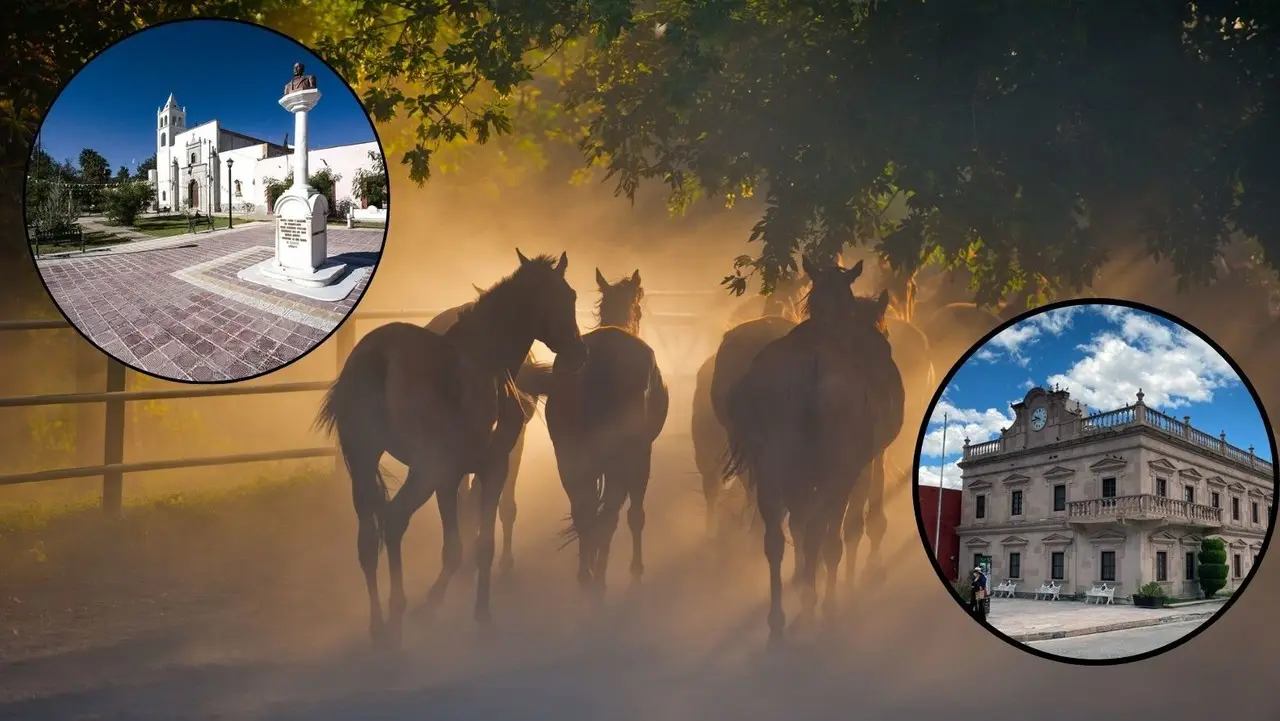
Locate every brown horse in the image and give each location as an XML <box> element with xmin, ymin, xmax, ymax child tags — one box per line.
<box><xmin>424</xmin><ymin>292</ymin><xmax>538</xmax><ymax>575</ymax></box>
<box><xmin>693</xmin><ymin>273</ymin><xmax>810</xmax><ymax>539</ymax></box>
<box><xmin>315</xmin><ymin>250</ymin><xmax>588</xmax><ymax>648</ymax></box>
<box><xmin>543</xmin><ymin>269</ymin><xmax>669</xmax><ymax>594</ymax></box>
<box><xmin>724</xmin><ymin>257</ymin><xmax>904</xmax><ymax>647</ymax></box>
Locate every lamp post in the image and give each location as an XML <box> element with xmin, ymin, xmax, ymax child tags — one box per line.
<box><xmin>226</xmin><ymin>158</ymin><xmax>234</xmax><ymax>229</ymax></box>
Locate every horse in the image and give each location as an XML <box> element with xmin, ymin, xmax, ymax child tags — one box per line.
<box><xmin>544</xmin><ymin>268</ymin><xmax>669</xmax><ymax>594</ymax></box>
<box><xmin>724</xmin><ymin>256</ymin><xmax>904</xmax><ymax>647</ymax></box>
<box><xmin>315</xmin><ymin>250</ymin><xmax>588</xmax><ymax>649</ymax></box>
<box><xmin>424</xmin><ymin>288</ymin><xmax>538</xmax><ymax>575</ymax></box>
<box><xmin>841</xmin><ymin>315</ymin><xmax>934</xmax><ymax>586</ymax></box>
<box><xmin>693</xmin><ymin>273</ymin><xmax>810</xmax><ymax>539</ymax></box>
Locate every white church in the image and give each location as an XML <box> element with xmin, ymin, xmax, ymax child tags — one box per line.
<box><xmin>148</xmin><ymin>93</ymin><xmax>384</xmax><ymax>216</ymax></box>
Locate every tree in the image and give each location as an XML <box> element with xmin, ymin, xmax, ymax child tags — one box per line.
<box><xmin>1197</xmin><ymin>537</ymin><xmax>1229</xmax><ymax>599</ymax></box>
<box><xmin>115</xmin><ymin>166</ymin><xmax>131</xmax><ymax>182</ymax></box>
<box><xmin>135</xmin><ymin>153</ymin><xmax>157</xmax><ymax>181</ymax></box>
<box><xmin>103</xmin><ymin>181</ymin><xmax>155</xmax><ymax>226</ymax></box>
<box><xmin>262</xmin><ymin>168</ymin><xmax>342</xmax><ymax>216</ymax></box>
<box><xmin>567</xmin><ymin>1</ymin><xmax>1280</xmax><ymax>305</ymax></box>
<box><xmin>308</xmin><ymin>0</ymin><xmax>637</xmax><ymax>185</ymax></box>
<box><xmin>351</xmin><ymin>150</ymin><xmax>388</xmax><ymax>208</ymax></box>
<box><xmin>77</xmin><ymin>148</ymin><xmax>110</xmax><ymax>185</ymax></box>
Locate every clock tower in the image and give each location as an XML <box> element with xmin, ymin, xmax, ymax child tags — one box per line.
<box><xmin>1008</xmin><ymin>386</ymin><xmax>1086</xmax><ymax>448</ymax></box>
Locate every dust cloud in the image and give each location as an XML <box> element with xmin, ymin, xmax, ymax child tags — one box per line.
<box><xmin>2</xmin><ymin>158</ymin><xmax>1280</xmax><ymax>720</ymax></box>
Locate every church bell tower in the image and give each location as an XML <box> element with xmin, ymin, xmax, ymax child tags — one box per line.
<box><xmin>157</xmin><ymin>93</ymin><xmax>186</xmax><ymax>209</ymax></box>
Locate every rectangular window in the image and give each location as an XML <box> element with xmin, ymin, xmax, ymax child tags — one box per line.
<box><xmin>1233</xmin><ymin>553</ymin><xmax>1243</xmax><ymax>578</ymax></box>
<box><xmin>1156</xmin><ymin>551</ymin><xmax>1168</xmax><ymax>582</ymax></box>
<box><xmin>1011</xmin><ymin>490</ymin><xmax>1024</xmax><ymax>516</ymax></box>
<box><xmin>1184</xmin><ymin>486</ymin><xmax>1195</xmax><ymax>504</ymax></box>
<box><xmin>1185</xmin><ymin>551</ymin><xmax>1196</xmax><ymax>581</ymax></box>
<box><xmin>1156</xmin><ymin>478</ymin><xmax>1167</xmax><ymax>497</ymax></box>
<box><xmin>1051</xmin><ymin>551</ymin><xmax>1065</xmax><ymax>580</ymax></box>
<box><xmin>1233</xmin><ymin>497</ymin><xmax>1241</xmax><ymax>521</ymax></box>
<box><xmin>1253</xmin><ymin>502</ymin><xmax>1260</xmax><ymax>524</ymax></box>
<box><xmin>1211</xmin><ymin>492</ymin><xmax>1220</xmax><ymax>509</ymax></box>
<box><xmin>1053</xmin><ymin>484</ymin><xmax>1066</xmax><ymax>512</ymax></box>
<box><xmin>1100</xmin><ymin>551</ymin><xmax>1116</xmax><ymax>582</ymax></box>
<box><xmin>1009</xmin><ymin>552</ymin><xmax>1022</xmax><ymax>579</ymax></box>
<box><xmin>1102</xmin><ymin>477</ymin><xmax>1117</xmax><ymax>498</ymax></box>
<box><xmin>975</xmin><ymin>495</ymin><xmax>987</xmax><ymax>520</ymax></box>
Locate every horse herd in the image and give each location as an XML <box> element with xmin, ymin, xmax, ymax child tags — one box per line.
<box><xmin>316</xmin><ymin>249</ymin><xmax>965</xmax><ymax>650</ymax></box>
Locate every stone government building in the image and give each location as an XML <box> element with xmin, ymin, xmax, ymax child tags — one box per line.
<box><xmin>149</xmin><ymin>93</ymin><xmax>383</xmax><ymax>215</ymax></box>
<box><xmin>956</xmin><ymin>386</ymin><xmax>1276</xmax><ymax>601</ymax></box>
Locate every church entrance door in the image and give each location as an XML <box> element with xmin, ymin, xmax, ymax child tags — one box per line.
<box><xmin>188</xmin><ymin>180</ymin><xmax>198</xmax><ymax>209</ymax></box>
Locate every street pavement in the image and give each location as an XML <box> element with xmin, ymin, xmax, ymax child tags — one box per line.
<box><xmin>1027</xmin><ymin>618</ymin><xmax>1210</xmax><ymax>660</ymax></box>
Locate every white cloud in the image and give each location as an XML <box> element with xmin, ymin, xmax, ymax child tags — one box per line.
<box><xmin>1021</xmin><ymin>379</ymin><xmax>1036</xmax><ymax>390</ymax></box>
<box><xmin>1046</xmin><ymin>306</ymin><xmax>1239</xmax><ymax>413</ymax></box>
<box><xmin>921</xmin><ymin>400</ymin><xmax>1015</xmax><ymax>457</ymax></box>
<box><xmin>975</xmin><ymin>306</ymin><xmax>1084</xmax><ymax>365</ymax></box>
<box><xmin>918</xmin><ymin>456</ymin><xmax>964</xmax><ymax>489</ymax></box>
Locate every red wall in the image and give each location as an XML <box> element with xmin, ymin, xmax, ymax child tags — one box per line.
<box><xmin>918</xmin><ymin>485</ymin><xmax>962</xmax><ymax>582</ymax></box>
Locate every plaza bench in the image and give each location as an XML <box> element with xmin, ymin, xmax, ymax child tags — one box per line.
<box><xmin>1084</xmin><ymin>583</ymin><xmax>1115</xmax><ymax>604</ymax></box>
<box><xmin>188</xmin><ymin>211</ymin><xmax>215</xmax><ymax>234</ymax></box>
<box><xmin>31</xmin><ymin>226</ymin><xmax>85</xmax><ymax>257</ymax></box>
<box><xmin>993</xmin><ymin>579</ymin><xmax>1018</xmax><ymax>598</ymax></box>
<box><xmin>1034</xmin><ymin>580</ymin><xmax>1062</xmax><ymax>601</ymax></box>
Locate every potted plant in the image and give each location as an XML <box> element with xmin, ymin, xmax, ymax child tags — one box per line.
<box><xmin>1132</xmin><ymin>581</ymin><xmax>1167</xmax><ymax>608</ymax></box>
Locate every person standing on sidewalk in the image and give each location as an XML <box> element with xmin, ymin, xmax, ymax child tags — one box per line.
<box><xmin>970</xmin><ymin>567</ymin><xmax>990</xmax><ymax>622</ymax></box>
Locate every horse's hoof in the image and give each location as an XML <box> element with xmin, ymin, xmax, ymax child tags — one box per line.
<box><xmin>475</xmin><ymin>607</ymin><xmax>493</xmax><ymax>625</ymax></box>
<box><xmin>499</xmin><ymin>555</ymin><xmax>515</xmax><ymax>575</ymax></box>
<box><xmin>767</xmin><ymin>631</ymin><xmax>785</xmax><ymax>651</ymax></box>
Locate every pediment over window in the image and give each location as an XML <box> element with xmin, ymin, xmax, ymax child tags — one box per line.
<box><xmin>1043</xmin><ymin>466</ymin><xmax>1076</xmax><ymax>480</ymax></box>
<box><xmin>967</xmin><ymin>479</ymin><xmax>993</xmax><ymax>491</ymax></box>
<box><xmin>964</xmin><ymin>537</ymin><xmax>991</xmax><ymax>548</ymax></box>
<box><xmin>1090</xmin><ymin>457</ymin><xmax>1128</xmax><ymax>472</ymax></box>
<box><xmin>1179</xmin><ymin>534</ymin><xmax>1204</xmax><ymax>546</ymax></box>
<box><xmin>1229</xmin><ymin>538</ymin><xmax>1249</xmax><ymax>549</ymax></box>
<box><xmin>1042</xmin><ymin>533</ymin><xmax>1074</xmax><ymax>546</ymax></box>
<box><xmin>1147</xmin><ymin>458</ymin><xmax>1178</xmax><ymax>474</ymax></box>
<box><xmin>1000</xmin><ymin>535</ymin><xmax>1029</xmax><ymax>547</ymax></box>
<box><xmin>1249</xmin><ymin>541</ymin><xmax>1264</xmax><ymax>552</ymax></box>
<box><xmin>1001</xmin><ymin>473</ymin><xmax>1031</xmax><ymax>487</ymax></box>
<box><xmin>1150</xmin><ymin>531</ymin><xmax>1179</xmax><ymax>545</ymax></box>
<box><xmin>1088</xmin><ymin>529</ymin><xmax>1127</xmax><ymax>544</ymax></box>
<box><xmin>1206</xmin><ymin>476</ymin><xmax>1227</xmax><ymax>488</ymax></box>
<box><xmin>1228</xmin><ymin>481</ymin><xmax>1248</xmax><ymax>493</ymax></box>
<box><xmin>1248</xmin><ymin>487</ymin><xmax>1268</xmax><ymax>498</ymax></box>
<box><xmin>1178</xmin><ymin>467</ymin><xmax>1204</xmax><ymax>480</ymax></box>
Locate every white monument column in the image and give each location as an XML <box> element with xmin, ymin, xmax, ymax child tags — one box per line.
<box><xmin>259</xmin><ymin>63</ymin><xmax>345</xmax><ymax>289</ymax></box>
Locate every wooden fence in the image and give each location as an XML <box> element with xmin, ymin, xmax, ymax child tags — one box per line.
<box><xmin>0</xmin><ymin>292</ymin><xmax>724</xmax><ymax>516</ymax></box>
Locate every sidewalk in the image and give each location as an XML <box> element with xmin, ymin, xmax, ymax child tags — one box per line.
<box><xmin>988</xmin><ymin>597</ymin><xmax>1227</xmax><ymax>642</ymax></box>
<box><xmin>38</xmin><ymin>220</ymin><xmax>271</xmax><ymax>260</ymax></box>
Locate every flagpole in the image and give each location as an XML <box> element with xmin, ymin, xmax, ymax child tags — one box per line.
<box><xmin>934</xmin><ymin>412</ymin><xmax>948</xmax><ymax>557</ymax></box>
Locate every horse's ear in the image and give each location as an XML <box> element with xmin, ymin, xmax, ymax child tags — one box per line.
<box><xmin>472</xmin><ymin>283</ymin><xmax>484</xmax><ymax>296</ymax></box>
<box><xmin>844</xmin><ymin>260</ymin><xmax>865</xmax><ymax>285</ymax></box>
<box><xmin>555</xmin><ymin>251</ymin><xmax>569</xmax><ymax>275</ymax></box>
<box><xmin>876</xmin><ymin>289</ymin><xmax>891</xmax><ymax>317</ymax></box>
<box><xmin>630</xmin><ymin>269</ymin><xmax>641</xmax><ymax>286</ymax></box>
<box><xmin>516</xmin><ymin>248</ymin><xmax>531</xmax><ymax>266</ymax></box>
<box><xmin>801</xmin><ymin>255</ymin><xmax>818</xmax><ymax>279</ymax></box>
<box><xmin>595</xmin><ymin>268</ymin><xmax>609</xmax><ymax>291</ymax></box>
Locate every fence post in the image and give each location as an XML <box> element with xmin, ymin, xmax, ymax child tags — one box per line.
<box><xmin>102</xmin><ymin>359</ymin><xmax>126</xmax><ymax>516</ymax></box>
<box><xmin>330</xmin><ymin>321</ymin><xmax>356</xmax><ymax>482</ymax></box>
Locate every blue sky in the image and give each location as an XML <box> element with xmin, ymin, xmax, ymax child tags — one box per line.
<box><xmin>918</xmin><ymin>304</ymin><xmax>1273</xmax><ymax>488</ymax></box>
<box><xmin>37</xmin><ymin>19</ymin><xmax>376</xmax><ymax>173</ymax></box>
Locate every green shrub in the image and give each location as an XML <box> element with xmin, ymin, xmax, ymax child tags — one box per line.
<box><xmin>263</xmin><ymin>168</ymin><xmax>341</xmax><ymax>217</ymax></box>
<box><xmin>103</xmin><ymin>181</ymin><xmax>154</xmax><ymax>226</ymax></box>
<box><xmin>1138</xmin><ymin>581</ymin><xmax>1166</xmax><ymax>597</ymax></box>
<box><xmin>1197</xmin><ymin>537</ymin><xmax>1229</xmax><ymax>598</ymax></box>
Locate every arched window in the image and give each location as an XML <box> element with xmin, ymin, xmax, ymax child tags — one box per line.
<box><xmin>160</xmin><ymin>133</ymin><xmax>166</xmax><ymax>147</ymax></box>
<box><xmin>190</xmin><ymin>152</ymin><xmax>196</xmax><ymax>165</ymax></box>
<box><xmin>161</xmin><ymin>191</ymin><xmax>166</xmax><ymax>201</ymax></box>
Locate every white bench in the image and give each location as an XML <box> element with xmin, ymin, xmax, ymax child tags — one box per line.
<box><xmin>992</xmin><ymin>579</ymin><xmax>1018</xmax><ymax>598</ymax></box>
<box><xmin>1084</xmin><ymin>583</ymin><xmax>1115</xmax><ymax>604</ymax></box>
<box><xmin>1034</xmin><ymin>580</ymin><xmax>1062</xmax><ymax>600</ymax></box>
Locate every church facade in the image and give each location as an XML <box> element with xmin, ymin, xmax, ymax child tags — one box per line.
<box><xmin>149</xmin><ymin>93</ymin><xmax>383</xmax><ymax>215</ymax></box>
<box><xmin>955</xmin><ymin>386</ymin><xmax>1275</xmax><ymax>602</ymax></box>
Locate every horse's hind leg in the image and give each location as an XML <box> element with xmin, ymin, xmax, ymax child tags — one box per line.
<box><xmin>350</xmin><ymin>453</ymin><xmax>386</xmax><ymax>645</ymax></box>
<box><xmin>418</xmin><ymin>477</ymin><xmax>466</xmax><ymax>616</ymax></box>
<box><xmin>592</xmin><ymin>463</ymin><xmax>630</xmax><ymax>593</ymax></box>
<box><xmin>383</xmin><ymin>465</ymin><xmax>443</xmax><ymax>647</ymax></box>
<box><xmin>498</xmin><ymin>425</ymin><xmax>525</xmax><ymax>575</ymax></box>
<box><xmin>862</xmin><ymin>453</ymin><xmax>889</xmax><ymax>579</ymax></box>
<box><xmin>619</xmin><ymin>443</ymin><xmax>652</xmax><ymax>583</ymax></box>
<box><xmin>843</xmin><ymin>467</ymin><xmax>870</xmax><ymax>589</ymax></box>
<box><xmin>758</xmin><ymin>481</ymin><xmax>787</xmax><ymax>649</ymax></box>
<box><xmin>822</xmin><ymin>493</ymin><xmax>852</xmax><ymax>619</ymax></box>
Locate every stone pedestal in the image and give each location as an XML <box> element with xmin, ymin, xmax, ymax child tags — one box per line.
<box><xmin>261</xmin><ymin>190</ymin><xmax>345</xmax><ymax>287</ymax></box>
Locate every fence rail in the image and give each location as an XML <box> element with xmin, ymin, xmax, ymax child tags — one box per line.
<box><xmin>0</xmin><ymin>293</ymin><xmax>721</xmax><ymax>514</ymax></box>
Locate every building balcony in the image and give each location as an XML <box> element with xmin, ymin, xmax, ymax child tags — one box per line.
<box><xmin>1067</xmin><ymin>494</ymin><xmax>1223</xmax><ymax>527</ymax></box>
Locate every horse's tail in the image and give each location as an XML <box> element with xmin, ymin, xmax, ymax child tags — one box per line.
<box><xmin>557</xmin><ymin>476</ymin><xmax>605</xmax><ymax>550</ymax></box>
<box><xmin>314</xmin><ymin>347</ymin><xmax>389</xmax><ymax>543</ymax></box>
<box><xmin>723</xmin><ymin>373</ymin><xmax>762</xmax><ymax>492</ymax></box>
<box><xmin>514</xmin><ymin>359</ymin><xmax>554</xmax><ymax>421</ymax></box>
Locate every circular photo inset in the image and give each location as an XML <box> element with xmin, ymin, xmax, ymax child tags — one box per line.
<box><xmin>913</xmin><ymin>300</ymin><xmax>1277</xmax><ymax>664</ymax></box>
<box><xmin>24</xmin><ymin>18</ymin><xmax>389</xmax><ymax>383</ymax></box>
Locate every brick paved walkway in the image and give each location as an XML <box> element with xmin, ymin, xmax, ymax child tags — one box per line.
<box><xmin>36</xmin><ymin>225</ymin><xmax>383</xmax><ymax>382</ymax></box>
<box><xmin>987</xmin><ymin>597</ymin><xmax>1227</xmax><ymax>641</ymax></box>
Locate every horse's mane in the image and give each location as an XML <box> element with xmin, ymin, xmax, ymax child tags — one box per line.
<box><xmin>454</xmin><ymin>254</ymin><xmax>559</xmax><ymax>325</ymax></box>
<box><xmin>594</xmin><ymin>277</ymin><xmax>644</xmax><ymax>332</ymax></box>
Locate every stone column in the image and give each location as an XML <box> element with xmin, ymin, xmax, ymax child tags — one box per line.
<box><xmin>290</xmin><ymin>100</ymin><xmax>312</xmax><ymax>193</ymax></box>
